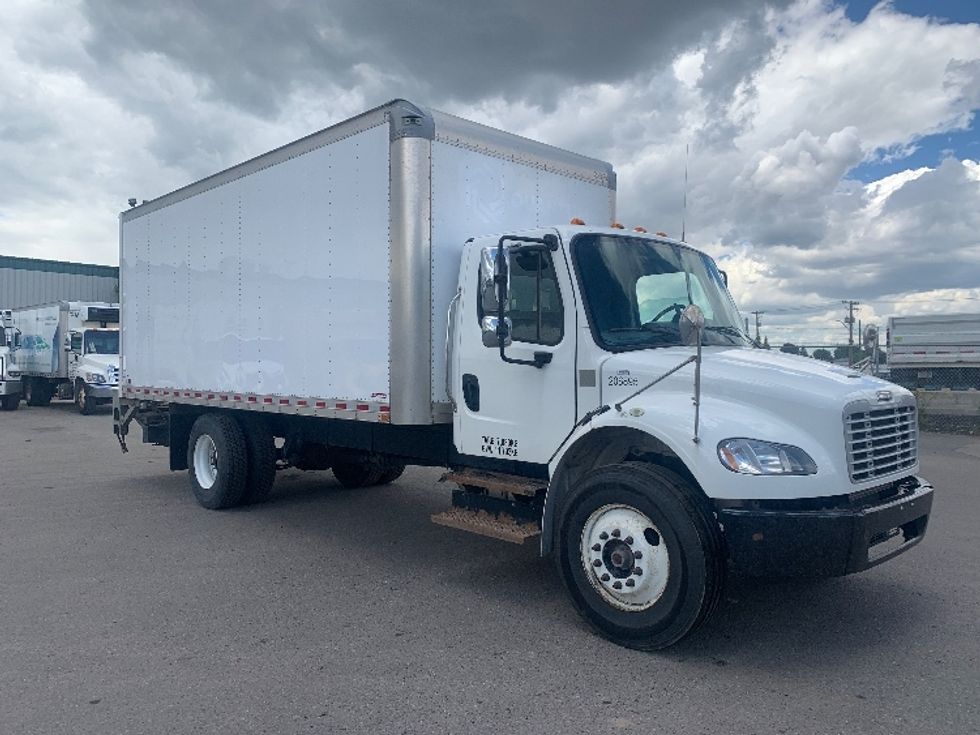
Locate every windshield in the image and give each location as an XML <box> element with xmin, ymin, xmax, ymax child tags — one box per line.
<box><xmin>84</xmin><ymin>330</ymin><xmax>119</xmax><ymax>355</ymax></box>
<box><xmin>572</xmin><ymin>234</ymin><xmax>751</xmax><ymax>350</ymax></box>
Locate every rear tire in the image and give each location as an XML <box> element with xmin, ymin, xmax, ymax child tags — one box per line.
<box><xmin>377</xmin><ymin>462</ymin><xmax>406</xmax><ymax>485</ymax></box>
<box><xmin>556</xmin><ymin>463</ymin><xmax>724</xmax><ymax>651</ymax></box>
<box><xmin>24</xmin><ymin>378</ymin><xmax>51</xmax><ymax>407</ymax></box>
<box><xmin>331</xmin><ymin>454</ymin><xmax>385</xmax><ymax>488</ymax></box>
<box><xmin>187</xmin><ymin>414</ymin><xmax>248</xmax><ymax>509</ymax></box>
<box><xmin>0</xmin><ymin>394</ymin><xmax>19</xmax><ymax>411</ymax></box>
<box><xmin>240</xmin><ymin>418</ymin><xmax>277</xmax><ymax>504</ymax></box>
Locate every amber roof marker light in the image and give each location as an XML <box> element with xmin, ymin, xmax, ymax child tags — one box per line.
<box><xmin>570</xmin><ymin>217</ymin><xmax>586</xmax><ymax>225</ymax></box>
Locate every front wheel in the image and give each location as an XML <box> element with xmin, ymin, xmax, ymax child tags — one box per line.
<box><xmin>75</xmin><ymin>381</ymin><xmax>94</xmax><ymax>415</ymax></box>
<box><xmin>556</xmin><ymin>463</ymin><xmax>724</xmax><ymax>651</ymax></box>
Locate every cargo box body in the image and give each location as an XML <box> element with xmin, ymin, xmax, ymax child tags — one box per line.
<box><xmin>119</xmin><ymin>100</ymin><xmax>615</xmax><ymax>425</ymax></box>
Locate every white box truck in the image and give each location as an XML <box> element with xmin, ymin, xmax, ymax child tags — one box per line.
<box><xmin>887</xmin><ymin>313</ymin><xmax>980</xmax><ymax>390</ymax></box>
<box><xmin>8</xmin><ymin>301</ymin><xmax>120</xmax><ymax>413</ymax></box>
<box><xmin>115</xmin><ymin>100</ymin><xmax>933</xmax><ymax>650</ymax></box>
<box><xmin>0</xmin><ymin>309</ymin><xmax>20</xmax><ymax>411</ymax></box>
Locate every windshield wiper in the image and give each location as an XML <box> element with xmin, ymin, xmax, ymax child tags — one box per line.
<box><xmin>703</xmin><ymin>325</ymin><xmax>747</xmax><ymax>344</ymax></box>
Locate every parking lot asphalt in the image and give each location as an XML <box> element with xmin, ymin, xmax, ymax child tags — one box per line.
<box><xmin>0</xmin><ymin>402</ymin><xmax>977</xmax><ymax>735</ymax></box>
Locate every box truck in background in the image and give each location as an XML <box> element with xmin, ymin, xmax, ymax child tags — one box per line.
<box><xmin>115</xmin><ymin>100</ymin><xmax>933</xmax><ymax>650</ymax></box>
<box><xmin>888</xmin><ymin>313</ymin><xmax>980</xmax><ymax>390</ymax></box>
<box><xmin>9</xmin><ymin>301</ymin><xmax>120</xmax><ymax>414</ymax></box>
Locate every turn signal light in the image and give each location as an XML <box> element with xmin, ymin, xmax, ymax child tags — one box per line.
<box><xmin>570</xmin><ymin>217</ymin><xmax>586</xmax><ymax>225</ymax></box>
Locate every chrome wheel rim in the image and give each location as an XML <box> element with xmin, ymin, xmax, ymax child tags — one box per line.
<box><xmin>580</xmin><ymin>504</ymin><xmax>670</xmax><ymax>611</ymax></box>
<box><xmin>193</xmin><ymin>434</ymin><xmax>219</xmax><ymax>490</ymax></box>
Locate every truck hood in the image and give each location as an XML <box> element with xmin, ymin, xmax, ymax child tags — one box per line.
<box><xmin>80</xmin><ymin>354</ymin><xmax>120</xmax><ymax>374</ymax></box>
<box><xmin>597</xmin><ymin>346</ymin><xmax>917</xmax><ymax>497</ymax></box>
<box><xmin>601</xmin><ymin>346</ymin><xmax>904</xmax><ymax>412</ymax></box>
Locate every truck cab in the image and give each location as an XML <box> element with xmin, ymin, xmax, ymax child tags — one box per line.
<box><xmin>68</xmin><ymin>327</ymin><xmax>120</xmax><ymax>414</ymax></box>
<box><xmin>446</xmin><ymin>224</ymin><xmax>931</xmax><ymax>647</ymax></box>
<box><xmin>0</xmin><ymin>309</ymin><xmax>21</xmax><ymax>411</ymax></box>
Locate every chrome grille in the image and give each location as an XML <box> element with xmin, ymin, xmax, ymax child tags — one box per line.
<box><xmin>845</xmin><ymin>402</ymin><xmax>917</xmax><ymax>483</ymax></box>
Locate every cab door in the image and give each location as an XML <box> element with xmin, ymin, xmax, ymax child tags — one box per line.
<box><xmin>453</xmin><ymin>230</ymin><xmax>578</xmax><ymax>468</ymax></box>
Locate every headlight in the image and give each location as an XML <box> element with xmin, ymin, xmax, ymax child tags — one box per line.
<box><xmin>717</xmin><ymin>438</ymin><xmax>817</xmax><ymax>476</ymax></box>
<box><xmin>84</xmin><ymin>372</ymin><xmax>107</xmax><ymax>384</ymax></box>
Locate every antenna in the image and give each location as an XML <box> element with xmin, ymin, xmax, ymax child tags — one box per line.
<box><xmin>681</xmin><ymin>143</ymin><xmax>689</xmax><ymax>242</ymax></box>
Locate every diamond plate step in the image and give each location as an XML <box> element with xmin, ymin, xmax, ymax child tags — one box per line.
<box><xmin>440</xmin><ymin>469</ymin><xmax>546</xmax><ymax>497</ymax></box>
<box><xmin>431</xmin><ymin>508</ymin><xmax>540</xmax><ymax>545</ymax></box>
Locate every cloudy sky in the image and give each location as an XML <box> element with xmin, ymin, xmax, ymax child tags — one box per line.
<box><xmin>2</xmin><ymin>0</ymin><xmax>978</xmax><ymax>345</ymax></box>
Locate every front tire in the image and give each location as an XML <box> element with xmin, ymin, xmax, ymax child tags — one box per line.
<box><xmin>187</xmin><ymin>414</ymin><xmax>248</xmax><ymax>509</ymax></box>
<box><xmin>75</xmin><ymin>381</ymin><xmax>94</xmax><ymax>415</ymax></box>
<box><xmin>556</xmin><ymin>463</ymin><xmax>724</xmax><ymax>651</ymax></box>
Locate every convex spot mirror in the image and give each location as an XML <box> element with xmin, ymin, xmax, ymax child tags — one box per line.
<box><xmin>479</xmin><ymin>246</ymin><xmax>511</xmax><ymax>349</ymax></box>
<box><xmin>481</xmin><ymin>316</ymin><xmax>512</xmax><ymax>348</ymax></box>
<box><xmin>679</xmin><ymin>304</ymin><xmax>705</xmax><ymax>346</ymax></box>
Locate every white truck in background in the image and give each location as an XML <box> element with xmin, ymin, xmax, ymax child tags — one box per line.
<box><xmin>0</xmin><ymin>309</ymin><xmax>20</xmax><ymax>411</ymax></box>
<box><xmin>888</xmin><ymin>313</ymin><xmax>980</xmax><ymax>390</ymax></box>
<box><xmin>8</xmin><ymin>301</ymin><xmax>120</xmax><ymax>414</ymax></box>
<box><xmin>114</xmin><ymin>100</ymin><xmax>934</xmax><ymax>650</ymax></box>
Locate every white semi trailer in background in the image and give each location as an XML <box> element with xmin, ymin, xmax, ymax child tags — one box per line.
<box><xmin>8</xmin><ymin>301</ymin><xmax>120</xmax><ymax>414</ymax></box>
<box><xmin>115</xmin><ymin>100</ymin><xmax>934</xmax><ymax>650</ymax></box>
<box><xmin>888</xmin><ymin>313</ymin><xmax>980</xmax><ymax>390</ymax></box>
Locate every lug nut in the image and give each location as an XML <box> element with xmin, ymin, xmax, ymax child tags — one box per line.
<box><xmin>600</xmin><ymin>573</ymin><xmax>610</xmax><ymax>582</ymax></box>
<box><xmin>612</xmin><ymin>581</ymin><xmax>622</xmax><ymax>590</ymax></box>
<box><xmin>611</xmin><ymin>529</ymin><xmax>621</xmax><ymax>538</ymax></box>
<box><xmin>625</xmin><ymin>579</ymin><xmax>635</xmax><ymax>587</ymax></box>
<box><xmin>593</xmin><ymin>559</ymin><xmax>602</xmax><ymax>567</ymax></box>
<box><xmin>625</xmin><ymin>536</ymin><xmax>634</xmax><ymax>545</ymax></box>
<box><xmin>591</xmin><ymin>543</ymin><xmax>601</xmax><ymax>552</ymax></box>
<box><xmin>633</xmin><ymin>551</ymin><xmax>643</xmax><ymax>560</ymax></box>
<box><xmin>632</xmin><ymin>567</ymin><xmax>642</xmax><ymax>576</ymax></box>
<box><xmin>599</xmin><ymin>532</ymin><xmax>609</xmax><ymax>540</ymax></box>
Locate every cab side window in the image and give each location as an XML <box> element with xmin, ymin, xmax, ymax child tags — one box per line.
<box><xmin>507</xmin><ymin>250</ymin><xmax>563</xmax><ymax>345</ymax></box>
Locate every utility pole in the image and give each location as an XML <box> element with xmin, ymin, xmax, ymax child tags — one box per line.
<box><xmin>841</xmin><ymin>300</ymin><xmax>860</xmax><ymax>366</ymax></box>
<box><xmin>750</xmin><ymin>310</ymin><xmax>765</xmax><ymax>346</ymax></box>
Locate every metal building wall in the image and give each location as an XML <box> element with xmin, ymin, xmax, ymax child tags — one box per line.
<box><xmin>0</xmin><ymin>256</ymin><xmax>119</xmax><ymax>309</ymax></box>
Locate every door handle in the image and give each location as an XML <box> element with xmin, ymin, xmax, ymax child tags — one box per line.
<box><xmin>462</xmin><ymin>373</ymin><xmax>480</xmax><ymax>412</ymax></box>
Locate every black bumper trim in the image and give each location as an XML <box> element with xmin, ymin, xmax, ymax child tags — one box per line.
<box><xmin>716</xmin><ymin>477</ymin><xmax>934</xmax><ymax>577</ymax></box>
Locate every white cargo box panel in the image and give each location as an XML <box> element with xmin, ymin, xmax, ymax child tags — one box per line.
<box><xmin>889</xmin><ymin>313</ymin><xmax>980</xmax><ymax>365</ymax></box>
<box><xmin>119</xmin><ymin>99</ymin><xmax>615</xmax><ymax>424</ymax></box>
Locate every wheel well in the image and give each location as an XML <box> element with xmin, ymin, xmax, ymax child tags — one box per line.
<box><xmin>542</xmin><ymin>427</ymin><xmax>706</xmax><ymax>556</ymax></box>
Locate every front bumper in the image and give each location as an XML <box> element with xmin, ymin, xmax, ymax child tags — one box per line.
<box><xmin>716</xmin><ymin>476</ymin><xmax>933</xmax><ymax>577</ymax></box>
<box><xmin>0</xmin><ymin>380</ymin><xmax>21</xmax><ymax>396</ymax></box>
<box><xmin>86</xmin><ymin>384</ymin><xmax>118</xmax><ymax>400</ymax></box>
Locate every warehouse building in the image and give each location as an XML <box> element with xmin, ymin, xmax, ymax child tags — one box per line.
<box><xmin>0</xmin><ymin>255</ymin><xmax>118</xmax><ymax>309</ymax></box>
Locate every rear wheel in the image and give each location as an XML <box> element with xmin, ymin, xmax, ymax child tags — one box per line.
<box><xmin>556</xmin><ymin>463</ymin><xmax>724</xmax><ymax>651</ymax></box>
<box><xmin>187</xmin><ymin>414</ymin><xmax>248</xmax><ymax>509</ymax></box>
<box><xmin>240</xmin><ymin>418</ymin><xmax>277</xmax><ymax>504</ymax></box>
<box><xmin>377</xmin><ymin>462</ymin><xmax>406</xmax><ymax>485</ymax></box>
<box><xmin>331</xmin><ymin>454</ymin><xmax>385</xmax><ymax>488</ymax></box>
<box><xmin>24</xmin><ymin>378</ymin><xmax>51</xmax><ymax>407</ymax></box>
<box><xmin>0</xmin><ymin>393</ymin><xmax>19</xmax><ymax>411</ymax></box>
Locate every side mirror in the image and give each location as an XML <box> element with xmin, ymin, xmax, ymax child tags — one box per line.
<box><xmin>481</xmin><ymin>316</ymin><xmax>512</xmax><ymax>348</ymax></box>
<box><xmin>679</xmin><ymin>304</ymin><xmax>705</xmax><ymax>346</ymax></box>
<box><xmin>479</xmin><ymin>247</ymin><xmax>508</xmax><ymax>317</ymax></box>
<box><xmin>719</xmin><ymin>270</ymin><xmax>729</xmax><ymax>287</ymax></box>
